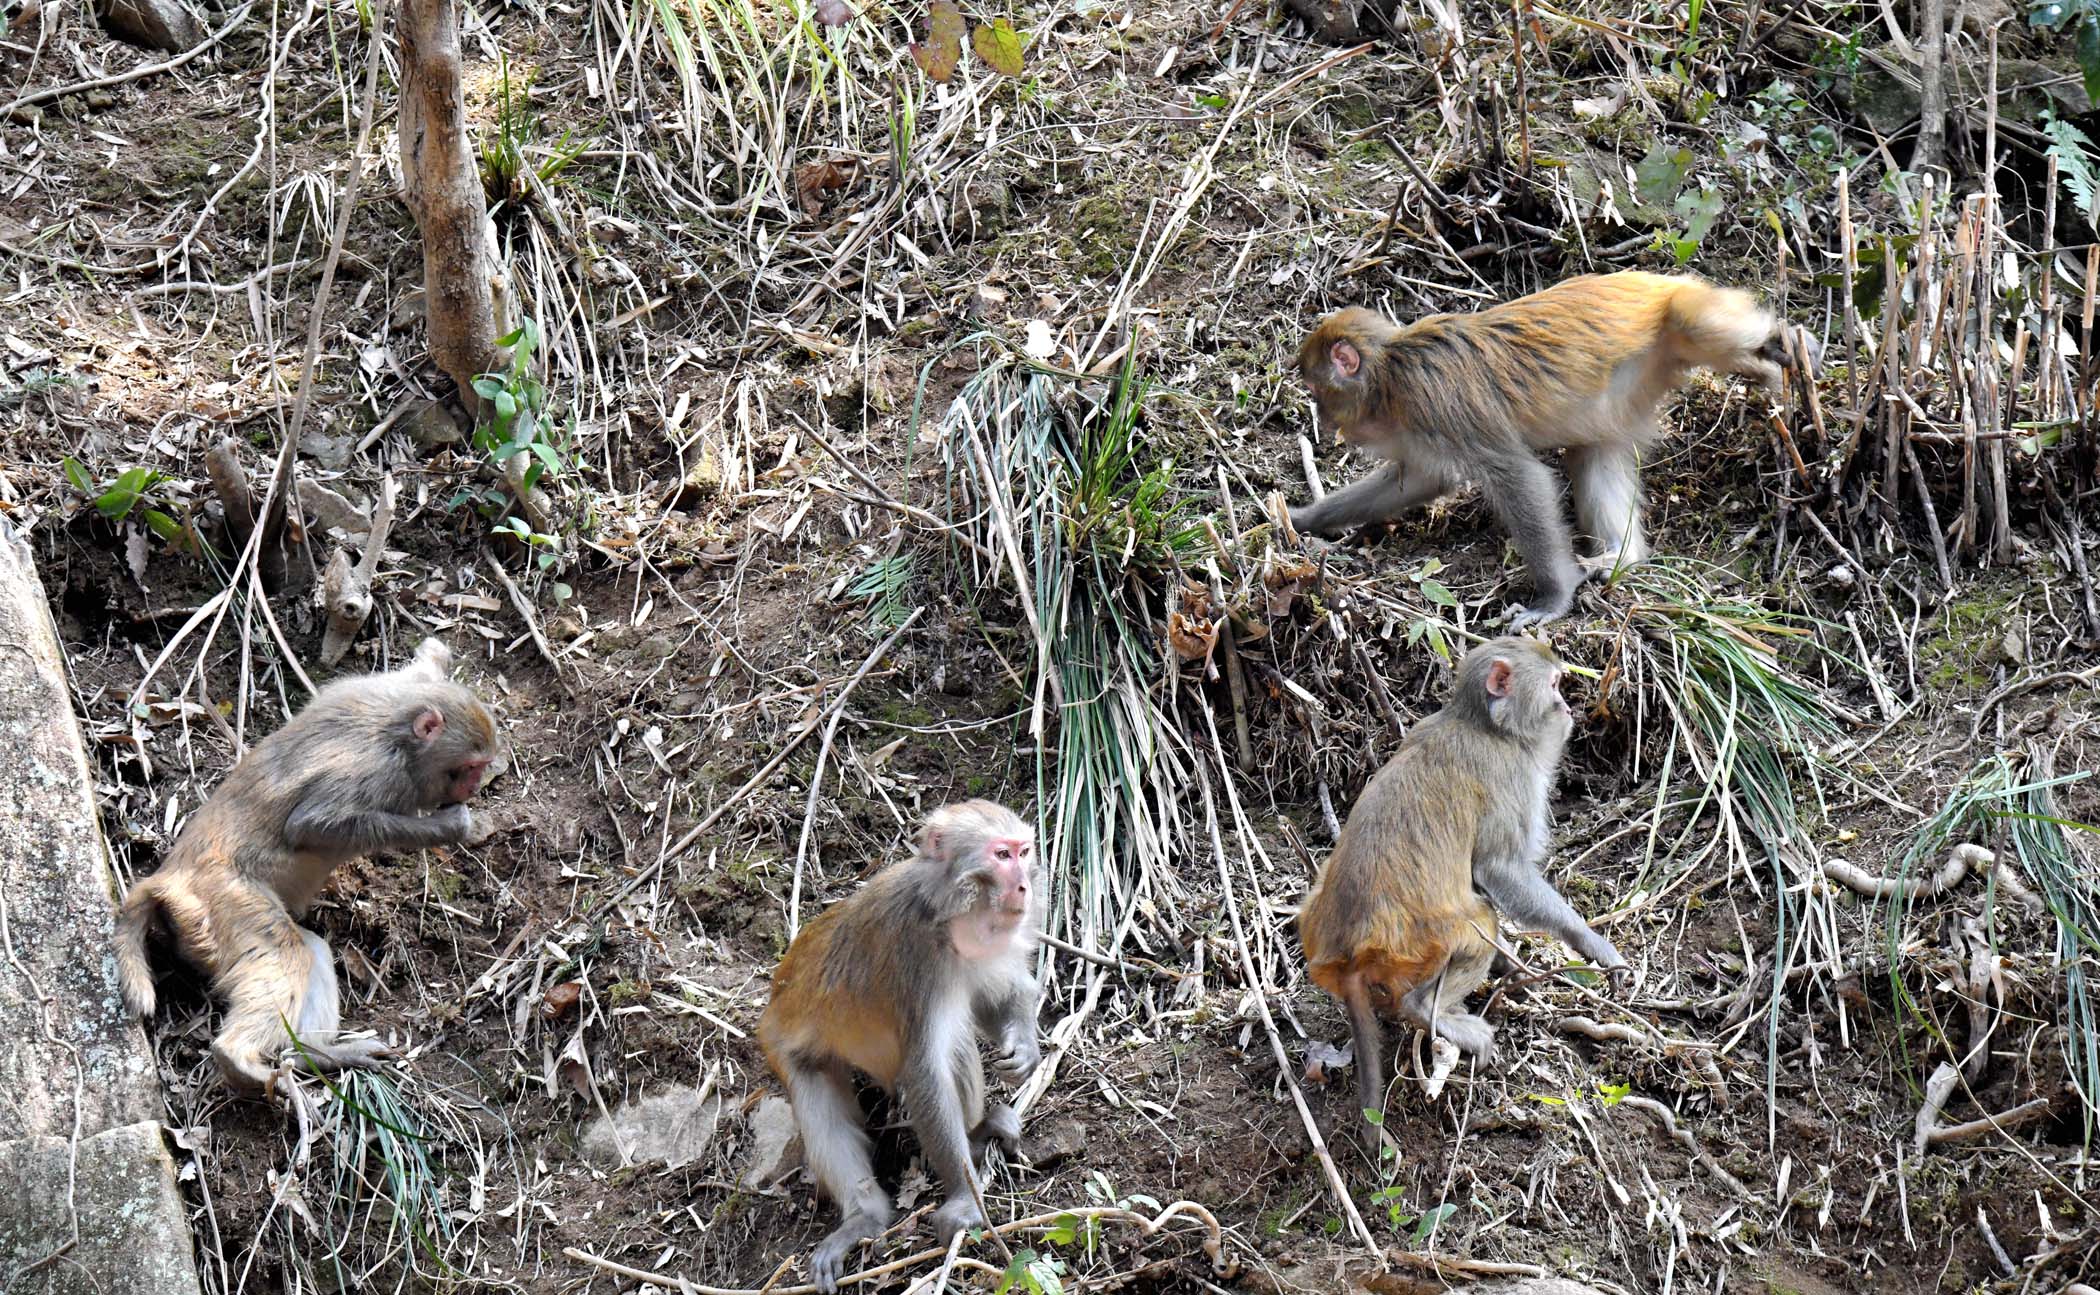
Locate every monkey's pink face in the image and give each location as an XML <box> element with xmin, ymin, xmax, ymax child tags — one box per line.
<box><xmin>983</xmin><ymin>834</ymin><xmax>1034</xmax><ymax>917</ymax></box>
<box><xmin>445</xmin><ymin>757</ymin><xmax>490</xmax><ymax>805</ymax></box>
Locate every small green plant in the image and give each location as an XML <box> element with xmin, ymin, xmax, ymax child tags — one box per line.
<box><xmin>994</xmin><ymin>1249</ymin><xmax>1068</xmax><ymax>1295</ymax></box>
<box><xmin>455</xmin><ymin>317</ymin><xmax>574</xmax><ymax>594</ymax></box>
<box><xmin>479</xmin><ymin>58</ymin><xmax>588</xmax><ymax>212</ymax></box>
<box><xmin>62</xmin><ymin>458</ymin><xmax>207</xmax><ymax>555</ymax></box>
<box><xmin>2041</xmin><ymin>110</ymin><xmax>2100</xmax><ymax>232</ymax></box>
<box><xmin>850</xmin><ymin>554</ymin><xmax>917</xmax><ymax>627</ymax></box>
<box><xmin>0</xmin><ymin>368</ymin><xmax>84</xmax><ymax>408</ymax></box>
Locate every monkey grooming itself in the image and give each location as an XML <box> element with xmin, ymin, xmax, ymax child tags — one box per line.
<box><xmin>760</xmin><ymin>800</ymin><xmax>1044</xmax><ymax>1294</ymax></box>
<box><xmin>1293</xmin><ymin>271</ymin><xmax>1821</xmax><ymax>628</ymax></box>
<box><xmin>114</xmin><ymin>638</ymin><xmax>498</xmax><ymax>1091</ymax></box>
<box><xmin>1298</xmin><ymin>636</ymin><xmax>1623</xmax><ymax>1121</ymax></box>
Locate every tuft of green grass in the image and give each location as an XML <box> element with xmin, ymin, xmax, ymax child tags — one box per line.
<box><xmin>284</xmin><ymin>1061</ymin><xmax>473</xmax><ymax>1289</ymax></box>
<box><xmin>1888</xmin><ymin>751</ymin><xmax>2099</xmax><ymax>1144</ymax></box>
<box><xmin>1611</xmin><ymin>557</ymin><xmax>1850</xmax><ymax>883</ymax></box>
<box><xmin>478</xmin><ymin>58</ymin><xmax>588</xmax><ymax>214</ymax></box>
<box><xmin>928</xmin><ymin>341</ymin><xmax>1200</xmax><ymax>957</ymax></box>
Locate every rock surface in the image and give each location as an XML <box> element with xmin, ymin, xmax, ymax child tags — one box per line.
<box><xmin>0</xmin><ymin>1123</ymin><xmax>202</xmax><ymax>1295</ymax></box>
<box><xmin>581</xmin><ymin>1084</ymin><xmax>725</xmax><ymax>1170</ymax></box>
<box><xmin>0</xmin><ymin>519</ymin><xmax>203</xmax><ymax>1295</ymax></box>
<box><xmin>740</xmin><ymin>1095</ymin><xmax>802</xmax><ymax>1189</ymax></box>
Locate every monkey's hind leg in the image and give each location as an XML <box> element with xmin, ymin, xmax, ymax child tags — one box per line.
<box><xmin>1397</xmin><ymin>931</ymin><xmax>1498</xmax><ymax>1062</ymax></box>
<box><xmin>788</xmin><ymin>1060</ymin><xmax>893</xmax><ymax>1295</ymax></box>
<box><xmin>1478</xmin><ymin>454</ymin><xmax>1582</xmax><ymax>629</ymax></box>
<box><xmin>1565</xmin><ymin>442</ymin><xmax>1650</xmax><ymax>578</ymax></box>
<box><xmin>211</xmin><ymin>914</ymin><xmax>391</xmax><ymax>1093</ymax></box>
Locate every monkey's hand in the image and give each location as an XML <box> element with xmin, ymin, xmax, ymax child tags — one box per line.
<box><xmin>1507</xmin><ymin>593</ymin><xmax>1573</xmax><ymax>632</ymax></box>
<box><xmin>928</xmin><ymin>1195</ymin><xmax>989</xmax><ymax>1242</ymax></box>
<box><xmin>434</xmin><ymin>804</ymin><xmax>493</xmax><ymax>847</ymax></box>
<box><xmin>991</xmin><ymin>1030</ymin><xmax>1040</xmax><ymax>1083</ymax></box>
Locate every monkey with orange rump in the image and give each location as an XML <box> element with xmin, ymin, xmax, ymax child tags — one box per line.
<box><xmin>761</xmin><ymin>800</ymin><xmax>1043</xmax><ymax>1294</ymax></box>
<box><xmin>1293</xmin><ymin>271</ymin><xmax>1821</xmax><ymax>628</ymax></box>
<box><xmin>1300</xmin><ymin>635</ymin><xmax>1624</xmax><ymax>1123</ymax></box>
<box><xmin>115</xmin><ymin>638</ymin><xmax>499</xmax><ymax>1092</ymax></box>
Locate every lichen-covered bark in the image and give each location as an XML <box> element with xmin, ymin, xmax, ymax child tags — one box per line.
<box><xmin>399</xmin><ymin>0</ymin><xmax>512</xmax><ymax>411</ymax></box>
<box><xmin>0</xmin><ymin>521</ymin><xmax>203</xmax><ymax>1295</ymax></box>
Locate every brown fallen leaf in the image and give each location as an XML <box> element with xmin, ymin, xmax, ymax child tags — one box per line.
<box><xmin>543</xmin><ymin>979</ymin><xmax>584</xmax><ymax>1022</ymax></box>
<box><xmin>793</xmin><ymin>159</ymin><xmax>857</xmax><ymax>219</ymax></box>
<box><xmin>1167</xmin><ymin>609</ymin><xmax>1218</xmax><ymax>663</ymax></box>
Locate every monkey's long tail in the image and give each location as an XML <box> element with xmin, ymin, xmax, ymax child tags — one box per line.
<box><xmin>1340</xmin><ymin>974</ymin><xmax>1386</xmax><ymax>1127</ymax></box>
<box><xmin>113</xmin><ymin>879</ymin><xmax>162</xmax><ymax>1018</ymax></box>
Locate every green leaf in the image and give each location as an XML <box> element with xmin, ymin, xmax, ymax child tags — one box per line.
<box><xmin>143</xmin><ymin>510</ymin><xmax>182</xmax><ymax>545</ymax></box>
<box><xmin>1361</xmin><ymin>1106</ymin><xmax>1385</xmax><ymax>1126</ymax></box>
<box><xmin>2041</xmin><ymin>111</ymin><xmax>2100</xmax><ymax>231</ymax></box>
<box><xmin>1411</xmin><ymin>1202</ymin><xmax>1457</xmax><ymax>1242</ymax></box>
<box><xmin>1419</xmin><ymin>578</ymin><xmax>1457</xmax><ymax>608</ymax></box>
<box><xmin>494</xmin><ymin>325</ymin><xmax>527</xmax><ymax>349</ymax></box>
<box><xmin>1634</xmin><ymin>141</ymin><xmax>1693</xmax><ymax>207</ymax></box>
<box><xmin>1595</xmin><ymin>1080</ymin><xmax>1631</xmax><ymax>1105</ymax></box>
<box><xmin>972</xmin><ymin>17</ymin><xmax>1027</xmax><ymax>77</ymax></box>
<box><xmin>62</xmin><ymin>456</ymin><xmax>91</xmax><ymax>495</ymax></box>
<box><xmin>2079</xmin><ymin>16</ymin><xmax>2100</xmax><ymax>104</ymax></box>
<box><xmin>1686</xmin><ymin>0</ymin><xmax>1704</xmax><ymax>35</ymax></box>
<box><xmin>493</xmin><ymin>390</ymin><xmax>518</xmax><ymax>422</ymax></box>
<box><xmin>552</xmin><ymin>581</ymin><xmax>573</xmax><ymax>601</ymax></box>
<box><xmin>472</xmin><ymin>377</ymin><xmax>505</xmax><ymax>400</ymax></box>
<box><xmin>911</xmin><ymin>0</ymin><xmax>964</xmax><ymax>80</ymax></box>
<box><xmin>529</xmin><ymin>441</ymin><xmax>563</xmax><ymax>475</ymax></box>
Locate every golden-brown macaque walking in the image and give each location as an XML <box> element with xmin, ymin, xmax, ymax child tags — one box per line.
<box><xmin>760</xmin><ymin>801</ymin><xmax>1044</xmax><ymax>1293</ymax></box>
<box><xmin>1299</xmin><ymin>636</ymin><xmax>1623</xmax><ymax>1121</ymax></box>
<box><xmin>1293</xmin><ymin>271</ymin><xmax>1820</xmax><ymax>627</ymax></box>
<box><xmin>114</xmin><ymin>638</ymin><xmax>498</xmax><ymax>1092</ymax></box>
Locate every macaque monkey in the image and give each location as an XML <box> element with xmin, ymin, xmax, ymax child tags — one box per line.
<box><xmin>1293</xmin><ymin>271</ymin><xmax>1821</xmax><ymax>628</ymax></box>
<box><xmin>114</xmin><ymin>638</ymin><xmax>498</xmax><ymax>1091</ymax></box>
<box><xmin>1299</xmin><ymin>635</ymin><xmax>1623</xmax><ymax>1120</ymax></box>
<box><xmin>760</xmin><ymin>801</ymin><xmax>1044</xmax><ymax>1293</ymax></box>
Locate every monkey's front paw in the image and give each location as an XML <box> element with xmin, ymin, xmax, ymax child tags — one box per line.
<box><xmin>928</xmin><ymin>1195</ymin><xmax>988</xmax><ymax>1242</ymax></box>
<box><xmin>1507</xmin><ymin>598</ymin><xmax>1571</xmax><ymax>632</ymax></box>
<box><xmin>992</xmin><ymin>1036</ymin><xmax>1040</xmax><ymax>1083</ymax></box>
<box><xmin>437</xmin><ymin>804</ymin><xmax>491</xmax><ymax>845</ymax></box>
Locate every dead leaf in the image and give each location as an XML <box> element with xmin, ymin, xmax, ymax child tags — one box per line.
<box><xmin>555</xmin><ymin>1031</ymin><xmax>594</xmax><ymax>1101</ymax></box>
<box><xmin>1262</xmin><ymin>552</ymin><xmax>1316</xmax><ymax>618</ymax></box>
<box><xmin>1304</xmin><ymin>1039</ymin><xmax>1352</xmax><ymax>1085</ymax></box>
<box><xmin>543</xmin><ymin>980</ymin><xmax>583</xmax><ymax>1022</ymax></box>
<box><xmin>124</xmin><ymin>524</ymin><xmax>148</xmax><ymax>587</ymax></box>
<box><xmin>1022</xmin><ymin>318</ymin><xmax>1055</xmax><ymax>361</ymax></box>
<box><xmin>812</xmin><ymin>0</ymin><xmax>853</xmax><ymax>24</ymax></box>
<box><xmin>1167</xmin><ymin>609</ymin><xmax>1218</xmax><ymax>663</ymax></box>
<box><xmin>793</xmin><ymin>160</ymin><xmax>856</xmax><ymax>218</ymax></box>
<box><xmin>910</xmin><ymin>0</ymin><xmax>964</xmax><ymax>80</ymax></box>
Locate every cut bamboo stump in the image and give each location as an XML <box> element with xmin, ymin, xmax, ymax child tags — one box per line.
<box><xmin>0</xmin><ymin>517</ymin><xmax>203</xmax><ymax>1295</ymax></box>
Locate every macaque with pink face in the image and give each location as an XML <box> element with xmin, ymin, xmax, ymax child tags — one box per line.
<box><xmin>759</xmin><ymin>801</ymin><xmax>1044</xmax><ymax>1293</ymax></box>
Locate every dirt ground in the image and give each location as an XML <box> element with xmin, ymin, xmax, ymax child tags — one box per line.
<box><xmin>5</xmin><ymin>0</ymin><xmax>2100</xmax><ymax>1291</ymax></box>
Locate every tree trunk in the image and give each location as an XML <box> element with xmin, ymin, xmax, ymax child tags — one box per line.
<box><xmin>399</xmin><ymin>0</ymin><xmax>512</xmax><ymax>413</ymax></box>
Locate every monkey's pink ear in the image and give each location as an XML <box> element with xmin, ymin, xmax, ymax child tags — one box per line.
<box><xmin>1484</xmin><ymin>659</ymin><xmax>1515</xmax><ymax>699</ymax></box>
<box><xmin>412</xmin><ymin>707</ymin><xmax>447</xmax><ymax>742</ymax></box>
<box><xmin>1329</xmin><ymin>339</ymin><xmax>1362</xmax><ymax>380</ymax></box>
